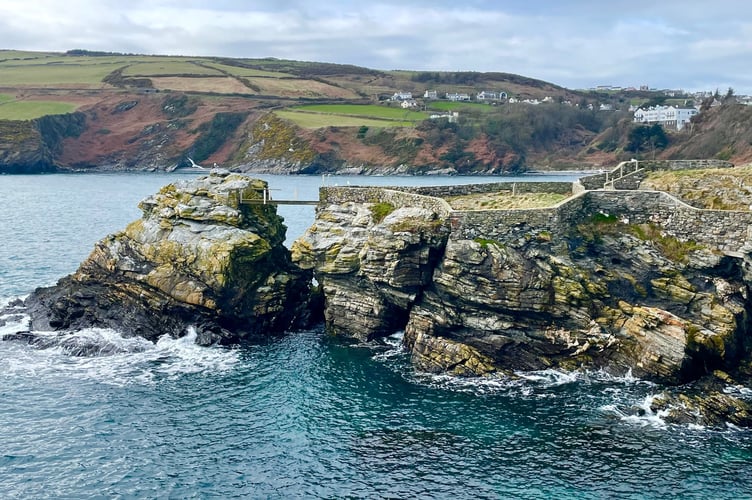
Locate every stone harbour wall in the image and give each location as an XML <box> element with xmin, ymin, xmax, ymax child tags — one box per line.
<box><xmin>322</xmin><ymin>175</ymin><xmax>752</xmax><ymax>255</ymax></box>
<box><xmin>404</xmin><ymin>181</ymin><xmax>573</xmax><ymax>198</ymax></box>
<box><xmin>579</xmin><ymin>159</ymin><xmax>735</xmax><ymax>190</ymax></box>
<box><xmin>320</xmin><ymin>186</ymin><xmax>453</xmax><ymax>215</ymax></box>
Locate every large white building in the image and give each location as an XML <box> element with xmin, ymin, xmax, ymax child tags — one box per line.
<box><xmin>633</xmin><ymin>105</ymin><xmax>698</xmax><ymax>131</ymax></box>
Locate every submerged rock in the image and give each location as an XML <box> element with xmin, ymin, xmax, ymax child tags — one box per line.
<box><xmin>17</xmin><ymin>170</ymin><xmax>312</xmax><ymax>345</ymax></box>
<box><xmin>649</xmin><ymin>373</ymin><xmax>752</xmax><ymax>428</ymax></box>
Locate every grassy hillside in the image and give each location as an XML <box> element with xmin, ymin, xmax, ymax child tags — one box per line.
<box><xmin>665</xmin><ymin>103</ymin><xmax>752</xmax><ymax>165</ymax></box>
<box><xmin>0</xmin><ymin>49</ymin><xmax>747</xmax><ymax>173</ymax></box>
<box><xmin>277</xmin><ymin>104</ymin><xmax>428</xmax><ymax>128</ymax></box>
<box><xmin>275</xmin><ymin>111</ymin><xmax>415</xmax><ymax>129</ymax></box>
<box><xmin>0</xmin><ymin>93</ymin><xmax>78</xmax><ymax>120</ymax></box>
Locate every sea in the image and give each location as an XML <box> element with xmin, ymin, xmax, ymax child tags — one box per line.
<box><xmin>1</xmin><ymin>172</ymin><xmax>751</xmax><ymax>499</ymax></box>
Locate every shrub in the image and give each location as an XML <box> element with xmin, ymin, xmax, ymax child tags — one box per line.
<box><xmin>370</xmin><ymin>202</ymin><xmax>395</xmax><ymax>223</ymax></box>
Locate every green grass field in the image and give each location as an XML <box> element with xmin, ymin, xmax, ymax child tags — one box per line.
<box><xmin>0</xmin><ymin>50</ymin><xmax>58</xmax><ymax>60</ymax></box>
<box><xmin>275</xmin><ymin>110</ymin><xmax>414</xmax><ymax>129</ymax></box>
<box><xmin>427</xmin><ymin>101</ymin><xmax>495</xmax><ymax>113</ymax></box>
<box><xmin>0</xmin><ymin>61</ymin><xmax>126</xmax><ymax>86</ymax></box>
<box><xmin>0</xmin><ymin>52</ymin><xmax>303</xmax><ymax>88</ymax></box>
<box><xmin>291</xmin><ymin>104</ymin><xmax>428</xmax><ymax>121</ymax></box>
<box><xmin>0</xmin><ymin>98</ymin><xmax>78</xmax><ymax>120</ymax></box>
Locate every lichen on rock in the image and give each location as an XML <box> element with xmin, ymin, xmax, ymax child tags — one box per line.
<box><xmin>296</xmin><ymin>183</ymin><xmax>752</xmax><ymax>408</ymax></box>
<box><xmin>291</xmin><ymin>199</ymin><xmax>450</xmax><ymax>341</ymax></box>
<box><xmin>19</xmin><ymin>170</ymin><xmax>313</xmax><ymax>345</ymax></box>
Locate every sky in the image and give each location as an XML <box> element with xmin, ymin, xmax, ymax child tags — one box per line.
<box><xmin>2</xmin><ymin>0</ymin><xmax>752</xmax><ymax>94</ymax></box>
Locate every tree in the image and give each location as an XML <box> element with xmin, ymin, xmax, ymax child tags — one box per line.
<box><xmin>626</xmin><ymin>124</ymin><xmax>668</xmax><ymax>158</ymax></box>
<box><xmin>724</xmin><ymin>87</ymin><xmax>736</xmax><ymax>103</ymax></box>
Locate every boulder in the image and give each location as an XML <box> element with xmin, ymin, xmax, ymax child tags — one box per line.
<box><xmin>17</xmin><ymin>170</ymin><xmax>312</xmax><ymax>345</ymax></box>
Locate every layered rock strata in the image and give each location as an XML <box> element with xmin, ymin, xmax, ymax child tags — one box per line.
<box><xmin>293</xmin><ymin>186</ymin><xmax>752</xmax><ymax>387</ymax></box>
<box><xmin>291</xmin><ymin>191</ymin><xmax>451</xmax><ymax>341</ymax></box>
<box><xmin>17</xmin><ymin>170</ymin><xmax>312</xmax><ymax>345</ymax></box>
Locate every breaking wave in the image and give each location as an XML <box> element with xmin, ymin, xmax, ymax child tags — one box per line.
<box><xmin>0</xmin><ymin>309</ymin><xmax>239</xmax><ymax>387</ymax></box>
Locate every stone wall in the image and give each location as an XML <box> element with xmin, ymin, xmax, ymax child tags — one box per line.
<box><xmin>320</xmin><ymin>186</ymin><xmax>453</xmax><ymax>215</ymax></box>
<box><xmin>452</xmin><ymin>190</ymin><xmax>752</xmax><ymax>254</ymax></box>
<box><xmin>580</xmin><ymin>159</ymin><xmax>735</xmax><ymax>190</ymax></box>
<box><xmin>448</xmin><ymin>193</ymin><xmax>588</xmax><ymax>242</ymax></box>
<box><xmin>404</xmin><ymin>182</ymin><xmax>573</xmax><ymax>198</ymax></box>
<box><xmin>641</xmin><ymin>159</ymin><xmax>734</xmax><ymax>171</ymax></box>
<box><xmin>322</xmin><ymin>182</ymin><xmax>752</xmax><ymax>255</ymax></box>
<box><xmin>582</xmin><ymin>191</ymin><xmax>752</xmax><ymax>253</ymax></box>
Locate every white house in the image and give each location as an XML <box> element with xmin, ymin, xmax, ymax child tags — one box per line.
<box><xmin>391</xmin><ymin>91</ymin><xmax>413</xmax><ymax>101</ymax></box>
<box><xmin>429</xmin><ymin>111</ymin><xmax>459</xmax><ymax>123</ymax></box>
<box><xmin>476</xmin><ymin>91</ymin><xmax>508</xmax><ymax>102</ymax></box>
<box><xmin>423</xmin><ymin>90</ymin><xmax>438</xmax><ymax>99</ymax></box>
<box><xmin>633</xmin><ymin>105</ymin><xmax>698</xmax><ymax>131</ymax></box>
<box><xmin>446</xmin><ymin>92</ymin><xmax>471</xmax><ymax>101</ymax></box>
<box><xmin>401</xmin><ymin>99</ymin><xmax>418</xmax><ymax>109</ymax></box>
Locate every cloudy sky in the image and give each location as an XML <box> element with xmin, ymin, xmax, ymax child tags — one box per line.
<box><xmin>3</xmin><ymin>0</ymin><xmax>752</xmax><ymax>94</ymax></box>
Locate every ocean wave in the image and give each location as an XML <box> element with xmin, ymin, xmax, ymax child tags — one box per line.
<box><xmin>0</xmin><ymin>325</ymin><xmax>239</xmax><ymax>387</ymax></box>
<box><xmin>600</xmin><ymin>394</ymin><xmax>671</xmax><ymax>429</ymax></box>
<box><xmin>370</xmin><ymin>331</ymin><xmax>407</xmax><ymax>361</ymax></box>
<box><xmin>724</xmin><ymin>384</ymin><xmax>752</xmax><ymax>400</ymax></box>
<box><xmin>404</xmin><ymin>365</ymin><xmax>656</xmax><ymax>396</ymax></box>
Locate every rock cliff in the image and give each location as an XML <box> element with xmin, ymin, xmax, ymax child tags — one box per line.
<box><xmin>292</xmin><ymin>185</ymin><xmax>752</xmax><ymax>387</ymax></box>
<box><xmin>0</xmin><ymin>113</ymin><xmax>86</xmax><ymax>174</ymax></box>
<box><xmin>16</xmin><ymin>170</ymin><xmax>313</xmax><ymax>345</ymax></box>
<box><xmin>292</xmin><ymin>196</ymin><xmax>450</xmax><ymax>341</ymax></box>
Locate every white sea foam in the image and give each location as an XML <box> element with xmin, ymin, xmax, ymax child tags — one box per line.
<box><xmin>515</xmin><ymin>369</ymin><xmax>580</xmax><ymax>386</ymax></box>
<box><xmin>409</xmin><ymin>367</ymin><xmax>591</xmax><ymax>396</ymax></box>
<box><xmin>371</xmin><ymin>331</ymin><xmax>407</xmax><ymax>361</ymax></box>
<box><xmin>724</xmin><ymin>384</ymin><xmax>752</xmax><ymax>399</ymax></box>
<box><xmin>0</xmin><ymin>311</ymin><xmax>31</xmax><ymax>337</ymax></box>
<box><xmin>409</xmin><ymin>371</ymin><xmax>521</xmax><ymax>396</ymax></box>
<box><xmin>600</xmin><ymin>394</ymin><xmax>670</xmax><ymax>429</ymax></box>
<box><xmin>0</xmin><ymin>325</ymin><xmax>239</xmax><ymax>387</ymax></box>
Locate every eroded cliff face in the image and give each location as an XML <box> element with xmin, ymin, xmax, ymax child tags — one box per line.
<box><xmin>0</xmin><ymin>113</ymin><xmax>86</xmax><ymax>174</ymax></box>
<box><xmin>18</xmin><ymin>170</ymin><xmax>312</xmax><ymax>345</ymax></box>
<box><xmin>291</xmin><ymin>199</ymin><xmax>450</xmax><ymax>341</ymax></box>
<box><xmin>405</xmin><ymin>229</ymin><xmax>751</xmax><ymax>385</ymax></box>
<box><xmin>293</xmin><ymin>190</ymin><xmax>752</xmax><ymax>388</ymax></box>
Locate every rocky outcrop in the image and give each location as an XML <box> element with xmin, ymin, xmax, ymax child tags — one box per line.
<box><xmin>404</xmin><ymin>230</ymin><xmax>750</xmax><ymax>383</ymax></box>
<box><xmin>294</xmin><ymin>186</ymin><xmax>752</xmax><ymax>387</ymax></box>
<box><xmin>647</xmin><ymin>372</ymin><xmax>752</xmax><ymax>427</ymax></box>
<box><xmin>0</xmin><ymin>113</ymin><xmax>86</xmax><ymax>174</ymax></box>
<box><xmin>15</xmin><ymin>170</ymin><xmax>312</xmax><ymax>345</ymax></box>
<box><xmin>292</xmin><ymin>196</ymin><xmax>450</xmax><ymax>341</ymax></box>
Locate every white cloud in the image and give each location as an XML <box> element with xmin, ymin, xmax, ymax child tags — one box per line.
<box><xmin>0</xmin><ymin>0</ymin><xmax>751</xmax><ymax>93</ymax></box>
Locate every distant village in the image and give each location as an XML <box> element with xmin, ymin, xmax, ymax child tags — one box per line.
<box><xmin>387</xmin><ymin>85</ymin><xmax>752</xmax><ymax>132</ymax></box>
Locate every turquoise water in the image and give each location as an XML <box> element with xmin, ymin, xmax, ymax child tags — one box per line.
<box><xmin>1</xmin><ymin>173</ymin><xmax>751</xmax><ymax>499</ymax></box>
